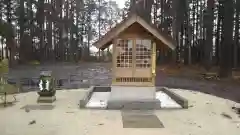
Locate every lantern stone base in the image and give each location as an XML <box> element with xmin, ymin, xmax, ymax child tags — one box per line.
<box><xmin>37</xmin><ymin>96</ymin><xmax>56</xmax><ymax>103</ymax></box>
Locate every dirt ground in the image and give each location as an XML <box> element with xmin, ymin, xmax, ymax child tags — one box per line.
<box><xmin>7</xmin><ymin>62</ymin><xmax>240</xmax><ymax>103</ymax></box>
<box><xmin>156</xmin><ymin>65</ymin><xmax>240</xmax><ymax>103</ymax></box>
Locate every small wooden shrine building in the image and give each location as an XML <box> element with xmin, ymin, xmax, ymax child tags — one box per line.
<box><xmin>94</xmin><ymin>13</ymin><xmax>176</xmax><ymax>87</ymax></box>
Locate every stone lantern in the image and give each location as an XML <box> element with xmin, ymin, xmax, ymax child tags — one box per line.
<box><xmin>37</xmin><ymin>71</ymin><xmax>56</xmax><ymax>103</ymax></box>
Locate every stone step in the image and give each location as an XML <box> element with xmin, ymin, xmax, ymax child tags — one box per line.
<box><xmin>107</xmin><ymin>99</ymin><xmax>161</xmax><ymax>110</ymax></box>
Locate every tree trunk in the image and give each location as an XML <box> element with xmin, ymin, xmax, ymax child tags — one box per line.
<box><xmin>219</xmin><ymin>0</ymin><xmax>234</xmax><ymax>78</ymax></box>
<box><xmin>143</xmin><ymin>0</ymin><xmax>154</xmax><ymax>22</ymax></box>
<box><xmin>215</xmin><ymin>3</ymin><xmax>221</xmax><ymax>66</ymax></box>
<box><xmin>19</xmin><ymin>0</ymin><xmax>25</xmax><ymax>62</ymax></box>
<box><xmin>204</xmin><ymin>0</ymin><xmax>214</xmax><ymax>71</ymax></box>
<box><xmin>130</xmin><ymin>0</ymin><xmax>136</xmax><ymax>13</ymax></box>
<box><xmin>233</xmin><ymin>0</ymin><xmax>240</xmax><ymax>68</ymax></box>
<box><xmin>47</xmin><ymin>21</ymin><xmax>53</xmax><ymax>60</ymax></box>
<box><xmin>37</xmin><ymin>0</ymin><xmax>45</xmax><ymax>62</ymax></box>
<box><xmin>58</xmin><ymin>0</ymin><xmax>64</xmax><ymax>61</ymax></box>
<box><xmin>69</xmin><ymin>1</ymin><xmax>75</xmax><ymax>62</ymax></box>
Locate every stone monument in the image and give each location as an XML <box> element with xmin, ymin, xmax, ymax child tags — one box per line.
<box><xmin>37</xmin><ymin>71</ymin><xmax>56</xmax><ymax>103</ymax></box>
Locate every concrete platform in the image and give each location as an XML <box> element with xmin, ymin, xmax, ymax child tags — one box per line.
<box><xmin>107</xmin><ymin>86</ymin><xmax>160</xmax><ymax>110</ymax></box>
<box><xmin>81</xmin><ymin>86</ymin><xmax>187</xmax><ymax>110</ymax></box>
<box><xmin>85</xmin><ymin>91</ymin><xmax>182</xmax><ymax>109</ymax></box>
<box><xmin>107</xmin><ymin>99</ymin><xmax>161</xmax><ymax>110</ymax></box>
<box><xmin>109</xmin><ymin>86</ymin><xmax>156</xmax><ymax>101</ymax></box>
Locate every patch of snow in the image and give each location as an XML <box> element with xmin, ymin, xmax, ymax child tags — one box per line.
<box><xmin>86</xmin><ymin>92</ymin><xmax>110</xmax><ymax>109</ymax></box>
<box><xmin>156</xmin><ymin>91</ymin><xmax>182</xmax><ymax>108</ymax></box>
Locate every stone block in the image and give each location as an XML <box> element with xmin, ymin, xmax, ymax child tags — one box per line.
<box><xmin>37</xmin><ymin>96</ymin><xmax>56</xmax><ymax>103</ymax></box>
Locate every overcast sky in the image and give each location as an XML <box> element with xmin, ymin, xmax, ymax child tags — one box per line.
<box><xmin>114</xmin><ymin>0</ymin><xmax>126</xmax><ymax>9</ymax></box>
<box><xmin>90</xmin><ymin>0</ymin><xmax>126</xmax><ymax>52</ymax></box>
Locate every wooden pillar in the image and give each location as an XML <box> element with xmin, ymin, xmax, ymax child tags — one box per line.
<box><xmin>112</xmin><ymin>39</ymin><xmax>116</xmax><ymax>84</ymax></box>
<box><xmin>152</xmin><ymin>42</ymin><xmax>156</xmax><ymax>86</ymax></box>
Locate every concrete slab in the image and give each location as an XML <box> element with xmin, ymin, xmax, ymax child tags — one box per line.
<box><xmin>121</xmin><ymin>110</ymin><xmax>164</xmax><ymax>128</ymax></box>
<box><xmin>161</xmin><ymin>87</ymin><xmax>189</xmax><ymax>108</ymax></box>
<box><xmin>109</xmin><ymin>86</ymin><xmax>156</xmax><ymax>101</ymax></box>
<box><xmin>107</xmin><ymin>86</ymin><xmax>160</xmax><ymax>110</ymax></box>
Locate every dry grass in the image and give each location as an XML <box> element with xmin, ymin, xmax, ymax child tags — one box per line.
<box><xmin>232</xmin><ymin>71</ymin><xmax>240</xmax><ymax>83</ymax></box>
<box><xmin>157</xmin><ymin>64</ymin><xmax>205</xmax><ymax>76</ymax></box>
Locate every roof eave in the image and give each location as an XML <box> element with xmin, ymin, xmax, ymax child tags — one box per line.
<box><xmin>93</xmin><ymin>13</ymin><xmax>177</xmax><ymax>50</ymax></box>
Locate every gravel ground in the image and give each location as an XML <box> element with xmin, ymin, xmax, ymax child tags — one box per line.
<box><xmin>6</xmin><ymin>62</ymin><xmax>240</xmax><ymax>103</ymax></box>
<box><xmin>0</xmin><ymin>89</ymin><xmax>239</xmax><ymax>135</ymax></box>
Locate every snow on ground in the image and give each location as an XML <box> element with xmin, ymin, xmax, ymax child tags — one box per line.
<box><xmin>86</xmin><ymin>92</ymin><xmax>110</xmax><ymax>109</ymax></box>
<box><xmin>0</xmin><ymin>89</ymin><xmax>240</xmax><ymax>135</ymax></box>
<box><xmin>156</xmin><ymin>91</ymin><xmax>182</xmax><ymax>108</ymax></box>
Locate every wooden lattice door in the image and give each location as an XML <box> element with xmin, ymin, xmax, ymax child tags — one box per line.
<box><xmin>113</xmin><ymin>39</ymin><xmax>155</xmax><ymax>86</ymax></box>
